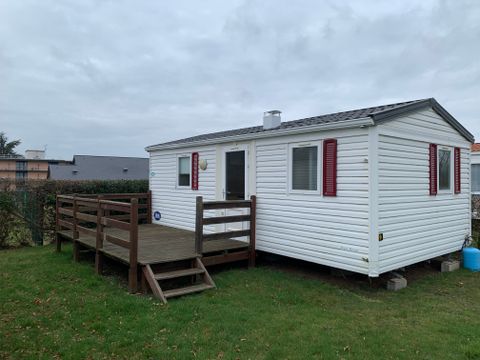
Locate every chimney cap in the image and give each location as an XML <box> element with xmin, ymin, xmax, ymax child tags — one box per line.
<box><xmin>264</xmin><ymin>110</ymin><xmax>282</xmax><ymax>115</ymax></box>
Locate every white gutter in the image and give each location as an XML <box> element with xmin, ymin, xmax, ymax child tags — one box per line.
<box><xmin>145</xmin><ymin>117</ymin><xmax>375</xmax><ymax>152</ymax></box>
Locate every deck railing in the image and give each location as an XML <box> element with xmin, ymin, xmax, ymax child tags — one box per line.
<box><xmin>55</xmin><ymin>192</ymin><xmax>151</xmax><ymax>292</ymax></box>
<box><xmin>195</xmin><ymin>195</ymin><xmax>256</xmax><ymax>267</ymax></box>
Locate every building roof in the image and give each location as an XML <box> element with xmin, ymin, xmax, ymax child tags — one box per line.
<box><xmin>146</xmin><ymin>98</ymin><xmax>474</xmax><ymax>151</ymax></box>
<box><xmin>0</xmin><ymin>154</ymin><xmax>67</xmax><ymax>163</ymax></box>
<box><xmin>472</xmin><ymin>144</ymin><xmax>480</xmax><ymax>152</ymax></box>
<box><xmin>0</xmin><ymin>154</ymin><xmax>25</xmax><ymax>160</ymax></box>
<box><xmin>48</xmin><ymin>155</ymin><xmax>149</xmax><ymax>180</ymax></box>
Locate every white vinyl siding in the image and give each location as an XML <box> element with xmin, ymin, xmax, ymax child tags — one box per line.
<box><xmin>150</xmin><ymin>146</ymin><xmax>216</xmax><ymax>231</ymax></box>
<box><xmin>255</xmin><ymin>128</ymin><xmax>371</xmax><ymax>274</ymax></box>
<box><xmin>376</xmin><ymin>108</ymin><xmax>471</xmax><ymax>274</ymax></box>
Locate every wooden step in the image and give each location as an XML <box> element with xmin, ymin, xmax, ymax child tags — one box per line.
<box><xmin>154</xmin><ymin>267</ymin><xmax>204</xmax><ymax>281</ymax></box>
<box><xmin>143</xmin><ymin>265</ymin><xmax>167</xmax><ymax>303</ymax></box>
<box><xmin>163</xmin><ymin>283</ymin><xmax>214</xmax><ymax>298</ymax></box>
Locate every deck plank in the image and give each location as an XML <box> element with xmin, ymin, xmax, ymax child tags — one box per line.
<box><xmin>71</xmin><ymin>224</ymin><xmax>248</xmax><ymax>265</ymax></box>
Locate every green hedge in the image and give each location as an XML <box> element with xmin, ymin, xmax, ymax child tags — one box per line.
<box><xmin>0</xmin><ymin>179</ymin><xmax>148</xmax><ymax>248</ymax></box>
<box><xmin>25</xmin><ymin>179</ymin><xmax>149</xmax><ymax>206</ymax></box>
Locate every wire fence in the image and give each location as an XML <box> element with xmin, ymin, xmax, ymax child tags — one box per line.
<box><xmin>0</xmin><ymin>179</ymin><xmax>149</xmax><ymax>247</ymax></box>
<box><xmin>13</xmin><ymin>189</ymin><xmax>45</xmax><ymax>245</ymax></box>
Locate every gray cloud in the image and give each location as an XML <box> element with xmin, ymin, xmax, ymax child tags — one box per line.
<box><xmin>1</xmin><ymin>0</ymin><xmax>479</xmax><ymax>159</ymax></box>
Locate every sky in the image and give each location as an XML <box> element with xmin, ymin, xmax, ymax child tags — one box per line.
<box><xmin>1</xmin><ymin>0</ymin><xmax>479</xmax><ymax>160</ymax></box>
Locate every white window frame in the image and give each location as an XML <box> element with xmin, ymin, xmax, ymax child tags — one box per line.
<box><xmin>287</xmin><ymin>141</ymin><xmax>322</xmax><ymax>195</ymax></box>
<box><xmin>176</xmin><ymin>154</ymin><xmax>191</xmax><ymax>189</ymax></box>
<box><xmin>472</xmin><ymin>163</ymin><xmax>480</xmax><ymax>195</ymax></box>
<box><xmin>437</xmin><ymin>146</ymin><xmax>453</xmax><ymax>194</ymax></box>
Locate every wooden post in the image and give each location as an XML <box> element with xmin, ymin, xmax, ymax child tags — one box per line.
<box><xmin>147</xmin><ymin>190</ymin><xmax>152</xmax><ymax>224</ymax></box>
<box><xmin>72</xmin><ymin>196</ymin><xmax>80</xmax><ymax>262</ymax></box>
<box><xmin>95</xmin><ymin>197</ymin><xmax>104</xmax><ymax>275</ymax></box>
<box><xmin>128</xmin><ymin>198</ymin><xmax>139</xmax><ymax>293</ymax></box>
<box><xmin>140</xmin><ymin>272</ymin><xmax>148</xmax><ymax>294</ymax></box>
<box><xmin>195</xmin><ymin>196</ymin><xmax>203</xmax><ymax>255</ymax></box>
<box><xmin>55</xmin><ymin>196</ymin><xmax>61</xmax><ymax>252</ymax></box>
<box><xmin>249</xmin><ymin>195</ymin><xmax>256</xmax><ymax>268</ymax></box>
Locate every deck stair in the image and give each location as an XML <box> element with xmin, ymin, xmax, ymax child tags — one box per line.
<box><xmin>142</xmin><ymin>257</ymin><xmax>215</xmax><ymax>303</ymax></box>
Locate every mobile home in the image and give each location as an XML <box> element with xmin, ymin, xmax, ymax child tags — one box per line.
<box><xmin>472</xmin><ymin>144</ymin><xmax>480</xmax><ymax>195</ymax></box>
<box><xmin>146</xmin><ymin>98</ymin><xmax>474</xmax><ymax>277</ymax></box>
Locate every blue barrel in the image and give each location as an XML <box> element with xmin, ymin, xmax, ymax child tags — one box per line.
<box><xmin>463</xmin><ymin>247</ymin><xmax>480</xmax><ymax>271</ymax></box>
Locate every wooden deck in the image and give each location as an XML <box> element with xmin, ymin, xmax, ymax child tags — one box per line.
<box><xmin>55</xmin><ymin>193</ymin><xmax>256</xmax><ymax>302</ymax></box>
<box><xmin>58</xmin><ymin>223</ymin><xmax>249</xmax><ymax>265</ymax></box>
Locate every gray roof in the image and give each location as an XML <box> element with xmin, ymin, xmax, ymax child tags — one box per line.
<box><xmin>48</xmin><ymin>155</ymin><xmax>149</xmax><ymax>180</ymax></box>
<box><xmin>146</xmin><ymin>98</ymin><xmax>474</xmax><ymax>150</ymax></box>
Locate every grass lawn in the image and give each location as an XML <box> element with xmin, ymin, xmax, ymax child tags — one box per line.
<box><xmin>1</xmin><ymin>245</ymin><xmax>480</xmax><ymax>359</ymax></box>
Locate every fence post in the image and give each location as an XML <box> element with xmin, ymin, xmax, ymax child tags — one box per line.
<box><xmin>72</xmin><ymin>196</ymin><xmax>80</xmax><ymax>262</ymax></box>
<box><xmin>249</xmin><ymin>195</ymin><xmax>256</xmax><ymax>268</ymax></box>
<box><xmin>195</xmin><ymin>196</ymin><xmax>203</xmax><ymax>255</ymax></box>
<box><xmin>147</xmin><ymin>190</ymin><xmax>152</xmax><ymax>224</ymax></box>
<box><xmin>35</xmin><ymin>190</ymin><xmax>44</xmax><ymax>246</ymax></box>
<box><xmin>95</xmin><ymin>196</ymin><xmax>104</xmax><ymax>275</ymax></box>
<box><xmin>55</xmin><ymin>196</ymin><xmax>61</xmax><ymax>252</ymax></box>
<box><xmin>128</xmin><ymin>198</ymin><xmax>139</xmax><ymax>293</ymax></box>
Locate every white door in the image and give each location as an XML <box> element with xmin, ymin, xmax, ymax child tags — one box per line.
<box><xmin>221</xmin><ymin>144</ymin><xmax>249</xmax><ymax>234</ymax></box>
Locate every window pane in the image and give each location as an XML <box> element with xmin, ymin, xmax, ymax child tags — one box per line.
<box><xmin>438</xmin><ymin>149</ymin><xmax>451</xmax><ymax>190</ymax></box>
<box><xmin>178</xmin><ymin>157</ymin><xmax>190</xmax><ymax>186</ymax></box>
<box><xmin>292</xmin><ymin>146</ymin><xmax>317</xmax><ymax>190</ymax></box>
<box><xmin>179</xmin><ymin>174</ymin><xmax>190</xmax><ymax>186</ymax></box>
<box><xmin>473</xmin><ymin>164</ymin><xmax>480</xmax><ymax>193</ymax></box>
<box><xmin>179</xmin><ymin>157</ymin><xmax>190</xmax><ymax>174</ymax></box>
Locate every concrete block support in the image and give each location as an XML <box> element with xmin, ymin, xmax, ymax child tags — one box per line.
<box><xmin>387</xmin><ymin>277</ymin><xmax>407</xmax><ymax>291</ymax></box>
<box><xmin>441</xmin><ymin>260</ymin><xmax>460</xmax><ymax>273</ymax></box>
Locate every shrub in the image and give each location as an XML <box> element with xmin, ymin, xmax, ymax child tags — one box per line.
<box><xmin>0</xmin><ymin>179</ymin><xmax>148</xmax><ymax>247</ymax></box>
<box><xmin>0</xmin><ymin>182</ymin><xmax>16</xmax><ymax>247</ymax></box>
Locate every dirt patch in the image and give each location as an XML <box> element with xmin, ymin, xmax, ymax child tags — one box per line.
<box><xmin>255</xmin><ymin>251</ymin><xmax>459</xmax><ymax>292</ymax></box>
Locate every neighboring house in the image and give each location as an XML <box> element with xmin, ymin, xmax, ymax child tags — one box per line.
<box><xmin>48</xmin><ymin>155</ymin><xmax>149</xmax><ymax>180</ymax></box>
<box><xmin>145</xmin><ymin>98</ymin><xmax>474</xmax><ymax>277</ymax></box>
<box><xmin>0</xmin><ymin>150</ymin><xmax>67</xmax><ymax>181</ymax></box>
<box><xmin>471</xmin><ymin>144</ymin><xmax>480</xmax><ymax>194</ymax></box>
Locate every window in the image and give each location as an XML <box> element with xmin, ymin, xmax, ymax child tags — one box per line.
<box><xmin>16</xmin><ymin>161</ymin><xmax>26</xmax><ymax>171</ymax></box>
<box><xmin>473</xmin><ymin>164</ymin><xmax>480</xmax><ymax>194</ymax></box>
<box><xmin>438</xmin><ymin>148</ymin><xmax>451</xmax><ymax>191</ymax></box>
<box><xmin>178</xmin><ymin>156</ymin><xmax>191</xmax><ymax>187</ymax></box>
<box><xmin>291</xmin><ymin>145</ymin><xmax>318</xmax><ymax>191</ymax></box>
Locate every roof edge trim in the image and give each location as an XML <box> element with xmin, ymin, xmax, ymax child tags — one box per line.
<box><xmin>145</xmin><ymin>117</ymin><xmax>374</xmax><ymax>152</ymax></box>
<box><xmin>371</xmin><ymin>98</ymin><xmax>474</xmax><ymax>143</ymax></box>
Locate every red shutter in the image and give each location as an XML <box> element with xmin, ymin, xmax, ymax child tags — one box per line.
<box><xmin>454</xmin><ymin>147</ymin><xmax>461</xmax><ymax>194</ymax></box>
<box><xmin>191</xmin><ymin>152</ymin><xmax>199</xmax><ymax>190</ymax></box>
<box><xmin>323</xmin><ymin>139</ymin><xmax>337</xmax><ymax>196</ymax></box>
<box><xmin>429</xmin><ymin>144</ymin><xmax>437</xmax><ymax>195</ymax></box>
